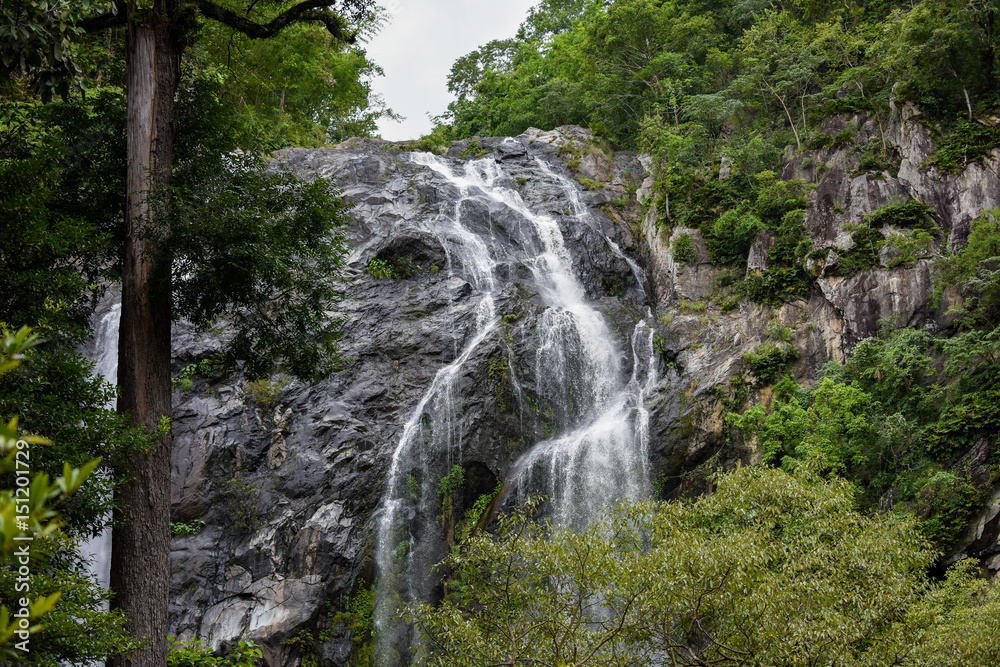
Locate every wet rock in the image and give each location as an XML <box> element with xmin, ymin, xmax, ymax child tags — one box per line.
<box><xmin>168</xmin><ymin>132</ymin><xmax>650</xmax><ymax>665</ymax></box>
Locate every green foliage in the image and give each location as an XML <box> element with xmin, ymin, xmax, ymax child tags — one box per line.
<box><xmin>741</xmin><ymin>342</ymin><xmax>798</xmax><ymax>385</ymax></box>
<box><xmin>740</xmin><ymin>267</ymin><xmax>811</xmax><ymax>305</ymax></box>
<box><xmin>837</xmin><ymin>221</ymin><xmax>885</xmax><ymax>274</ymax></box>
<box><xmin>0</xmin><ymin>339</ymin><xmax>146</xmax><ymax>537</ymax></box>
<box><xmin>883</xmin><ymin>228</ymin><xmax>936</xmax><ymax>267</ymax></box>
<box><xmin>0</xmin><ymin>99</ymin><xmax>122</xmax><ymax>343</ymax></box>
<box><xmin>0</xmin><ymin>0</ymin><xmax>90</xmax><ymax>102</ymax></box>
<box><xmin>365</xmin><ymin>258</ymin><xmax>394</xmax><ymax>280</ymax></box>
<box><xmin>170</xmin><ymin>520</ymin><xmax>205</xmax><ymax>537</ymax></box>
<box><xmin>706</xmin><ymin>208</ymin><xmax>763</xmax><ymax>265</ymax></box>
<box><xmin>244</xmin><ymin>377</ymin><xmax>291</xmax><ymax>410</ymax></box>
<box><xmin>865</xmin><ymin>201</ymin><xmax>937</xmax><ymax>231</ymax></box>
<box><xmin>330</xmin><ymin>587</ymin><xmax>376</xmax><ymax>667</ymax></box>
<box><xmin>438</xmin><ymin>465</ymin><xmax>465</xmax><ymax>531</ymax></box>
<box><xmin>458</xmin><ymin>140</ymin><xmax>491</xmax><ymax>159</ymax></box>
<box><xmin>172</xmin><ymin>364</ymin><xmax>198</xmax><ymax>392</ymax></box>
<box><xmin>222</xmin><ymin>476</ymin><xmax>262</xmax><ymax>531</ymax></box>
<box><xmin>167</xmin><ymin>636</ymin><xmax>261</xmax><ymax>667</ymax></box>
<box><xmin>1</xmin><ymin>100</ymin><xmax>143</xmax><ymax>534</ymax></box>
<box><xmin>671</xmin><ymin>233</ymin><xmax>696</xmax><ymax>264</ymax></box>
<box><xmin>0</xmin><ymin>532</ymin><xmax>139</xmax><ymax>665</ymax></box>
<box><xmin>927</xmin><ymin>118</ymin><xmax>1000</xmax><ymax>174</ymax></box>
<box><xmin>733</xmin><ymin>378</ymin><xmax>878</xmax><ymax>471</ymax></box>
<box><xmin>738</xmin><ymin>316</ymin><xmax>1000</xmax><ymax>550</ymax></box>
<box><xmin>0</xmin><ymin>328</ymin><xmax>137</xmax><ymax>663</ymax></box>
<box><xmin>806</xmin><ymin>131</ymin><xmax>854</xmax><ymax>150</ymax></box>
<box><xmin>438</xmin><ymin>465</ymin><xmax>465</xmax><ymax>499</ymax></box>
<box><xmin>412</xmin><ymin>466</ymin><xmax>1000</xmax><ymax>667</ymax></box>
<box><xmin>924</xmin><ymin>390</ymin><xmax>1000</xmax><ymax>458</ymax></box>
<box><xmin>287</xmin><ymin>591</ymin><xmax>375</xmax><ymax>667</ymax></box>
<box><xmin>833</xmin><ymin>327</ymin><xmax>937</xmax><ymax>418</ymax></box>
<box><xmin>937</xmin><ymin>209</ymin><xmax>1000</xmax><ymax>327</ymax></box>
<box><xmin>158</xmin><ymin>148</ymin><xmax>349</xmax><ymax>382</ymax></box>
<box><xmin>188</xmin><ymin>20</ymin><xmax>395</xmax><ymax>149</ymax></box>
<box><xmin>365</xmin><ymin>256</ymin><xmax>418</xmax><ymax>281</ymax></box>
<box><xmin>404</xmin><ymin>474</ymin><xmax>419</xmax><ymax>502</ymax></box>
<box><xmin>172</xmin><ymin>355</ymin><xmax>227</xmax><ymax>392</ymax></box>
<box><xmin>456</xmin><ymin>481</ymin><xmax>502</xmax><ymax>544</ymax></box>
<box><xmin>911</xmin><ymin>471</ymin><xmax>982</xmax><ymax>546</ymax></box>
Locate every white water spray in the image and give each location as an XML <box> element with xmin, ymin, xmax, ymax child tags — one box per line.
<box><xmin>373</xmin><ymin>150</ymin><xmax>656</xmax><ymax>665</ymax></box>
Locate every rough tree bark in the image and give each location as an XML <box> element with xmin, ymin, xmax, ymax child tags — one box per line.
<box><xmin>55</xmin><ymin>3</ymin><xmax>364</xmax><ymax>664</ymax></box>
<box><xmin>109</xmin><ymin>3</ymin><xmax>180</xmax><ymax>666</ymax></box>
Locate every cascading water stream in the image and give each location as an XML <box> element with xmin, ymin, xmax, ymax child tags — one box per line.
<box><xmin>80</xmin><ymin>297</ymin><xmax>121</xmax><ymax>592</ymax></box>
<box><xmin>373</xmin><ymin>149</ymin><xmax>657</xmax><ymax>665</ymax></box>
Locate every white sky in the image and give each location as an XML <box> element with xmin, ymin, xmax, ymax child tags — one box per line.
<box><xmin>364</xmin><ymin>0</ymin><xmax>539</xmax><ymax>141</ymax></box>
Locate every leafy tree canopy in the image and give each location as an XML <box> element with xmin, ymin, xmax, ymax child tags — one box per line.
<box><xmin>412</xmin><ymin>465</ymin><xmax>1000</xmax><ymax>667</ymax></box>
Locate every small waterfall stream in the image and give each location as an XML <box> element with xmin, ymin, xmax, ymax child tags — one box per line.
<box><xmin>79</xmin><ymin>297</ymin><xmax>121</xmax><ymax>592</ymax></box>
<box><xmin>373</xmin><ymin>150</ymin><xmax>655</xmax><ymax>664</ymax></box>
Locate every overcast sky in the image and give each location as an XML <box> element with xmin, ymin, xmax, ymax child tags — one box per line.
<box><xmin>364</xmin><ymin>0</ymin><xmax>538</xmax><ymax>141</ymax></box>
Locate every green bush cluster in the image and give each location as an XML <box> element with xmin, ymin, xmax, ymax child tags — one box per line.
<box><xmin>244</xmin><ymin>376</ymin><xmax>291</xmax><ymax>409</ymax></box>
<box><xmin>742</xmin><ymin>343</ymin><xmax>799</xmax><ymax>385</ymax></box>
<box><xmin>739</xmin><ymin>268</ymin><xmax>810</xmax><ymax>306</ymax></box>
<box><xmin>170</xmin><ymin>520</ymin><xmax>206</xmax><ymax>537</ymax></box>
<box><xmin>412</xmin><ymin>467</ymin><xmax>1000</xmax><ymax>667</ymax></box>
<box><xmin>671</xmin><ymin>233</ymin><xmax>697</xmax><ymax>264</ymax></box>
<box><xmin>732</xmin><ymin>246</ymin><xmax>1000</xmax><ymax>548</ymax></box>
<box><xmin>166</xmin><ymin>636</ymin><xmax>260</xmax><ymax>667</ymax></box>
<box><xmin>172</xmin><ymin>354</ymin><xmax>226</xmax><ymax>391</ymax></box>
<box><xmin>864</xmin><ymin>201</ymin><xmax>937</xmax><ymax>231</ymax></box>
<box><xmin>365</xmin><ymin>256</ymin><xmax>419</xmax><ymax>281</ymax></box>
<box><xmin>926</xmin><ymin>119</ymin><xmax>1000</xmax><ymax>175</ymax></box>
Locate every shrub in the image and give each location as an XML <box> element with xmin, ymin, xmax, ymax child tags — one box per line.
<box><xmin>170</xmin><ymin>520</ymin><xmax>206</xmax><ymax>537</ymax></box>
<box><xmin>925</xmin><ymin>118</ymin><xmax>1000</xmax><ymax>174</ymax></box>
<box><xmin>706</xmin><ymin>208</ymin><xmax>763</xmax><ymax>265</ymax></box>
<box><xmin>743</xmin><ymin>342</ymin><xmax>799</xmax><ymax>384</ymax></box>
<box><xmin>836</xmin><ymin>223</ymin><xmax>884</xmax><ymax>274</ymax></box>
<box><xmin>882</xmin><ymin>229</ymin><xmax>935</xmax><ymax>267</ymax></box>
<box><xmin>911</xmin><ymin>471</ymin><xmax>981</xmax><ymax>547</ymax></box>
<box><xmin>365</xmin><ymin>258</ymin><xmax>394</xmax><ymax>280</ymax></box>
<box><xmin>739</xmin><ymin>268</ymin><xmax>810</xmax><ymax>305</ymax></box>
<box><xmin>864</xmin><ymin>201</ymin><xmax>937</xmax><ymax>232</ymax></box>
<box><xmin>244</xmin><ymin>377</ymin><xmax>291</xmax><ymax>409</ymax></box>
<box><xmin>671</xmin><ymin>233</ymin><xmax>697</xmax><ymax>264</ymax></box>
<box><xmin>167</xmin><ymin>636</ymin><xmax>261</xmax><ymax>667</ymax></box>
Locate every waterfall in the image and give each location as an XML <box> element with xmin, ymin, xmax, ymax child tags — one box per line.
<box><xmin>373</xmin><ymin>150</ymin><xmax>656</xmax><ymax>665</ymax></box>
<box><xmin>79</xmin><ymin>295</ymin><xmax>121</xmax><ymax>592</ymax></box>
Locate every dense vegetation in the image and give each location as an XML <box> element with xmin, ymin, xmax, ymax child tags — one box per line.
<box><xmin>414</xmin><ymin>466</ymin><xmax>1000</xmax><ymax>667</ymax></box>
<box><xmin>436</xmin><ymin>0</ymin><xmax>1000</xmax><ymax>152</ymax></box>
<box><xmin>2</xmin><ymin>0</ymin><xmax>1000</xmax><ymax>664</ymax></box>
<box><xmin>405</xmin><ymin>4</ymin><xmax>1000</xmax><ymax>664</ymax></box>
<box><xmin>431</xmin><ymin>0</ymin><xmax>1000</xmax><ymax>554</ymax></box>
<box><xmin>430</xmin><ymin>0</ymin><xmax>1000</xmax><ymax>286</ymax></box>
<box><xmin>0</xmin><ymin>2</ymin><xmax>380</xmax><ymax>663</ymax></box>
<box><xmin>731</xmin><ymin>212</ymin><xmax>1000</xmax><ymax>549</ymax></box>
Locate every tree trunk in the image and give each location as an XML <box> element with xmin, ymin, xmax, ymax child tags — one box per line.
<box><xmin>109</xmin><ymin>3</ymin><xmax>180</xmax><ymax>666</ymax></box>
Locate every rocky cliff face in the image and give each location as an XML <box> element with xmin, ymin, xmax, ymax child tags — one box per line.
<box><xmin>161</xmin><ymin>111</ymin><xmax>1000</xmax><ymax>665</ymax></box>
<box><xmin>166</xmin><ymin>129</ymin><xmax>656</xmax><ymax>666</ymax></box>
<box><xmin>638</xmin><ymin>104</ymin><xmax>999</xmax><ymax>563</ymax></box>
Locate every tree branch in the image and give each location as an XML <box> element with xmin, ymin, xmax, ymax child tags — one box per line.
<box><xmin>195</xmin><ymin>0</ymin><xmax>355</xmax><ymax>42</ymax></box>
<box><xmin>79</xmin><ymin>1</ymin><xmax>128</xmax><ymax>33</ymax></box>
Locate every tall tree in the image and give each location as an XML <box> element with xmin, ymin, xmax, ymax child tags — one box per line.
<box><xmin>2</xmin><ymin>2</ymin><xmax>369</xmax><ymax>665</ymax></box>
